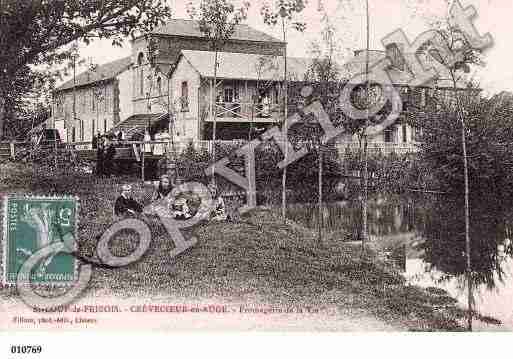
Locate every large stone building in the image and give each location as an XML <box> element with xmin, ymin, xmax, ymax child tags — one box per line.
<box><xmin>49</xmin><ymin>19</ymin><xmax>463</xmax><ymax>153</ymax></box>
<box><xmin>49</xmin><ymin>19</ymin><xmax>285</xmax><ymax>144</ymax></box>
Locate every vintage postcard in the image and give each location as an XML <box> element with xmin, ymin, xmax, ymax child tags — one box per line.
<box><xmin>1</xmin><ymin>1</ymin><xmax>513</xmax><ymax>349</ymax></box>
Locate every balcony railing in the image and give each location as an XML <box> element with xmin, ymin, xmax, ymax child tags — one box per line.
<box><xmin>335</xmin><ymin>141</ymin><xmax>419</xmax><ymax>155</ymax></box>
<box><xmin>207</xmin><ymin>102</ymin><xmax>285</xmax><ymax>122</ymax></box>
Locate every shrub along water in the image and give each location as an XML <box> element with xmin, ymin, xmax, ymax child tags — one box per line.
<box><xmin>173</xmin><ymin>139</ymin><xmax>428</xmax><ymax>205</ymax></box>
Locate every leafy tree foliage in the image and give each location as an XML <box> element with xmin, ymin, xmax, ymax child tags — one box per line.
<box><xmin>261</xmin><ymin>0</ymin><xmax>306</xmax><ymax>31</ymax></box>
<box><xmin>187</xmin><ymin>0</ymin><xmax>250</xmax><ymax>52</ymax></box>
<box><xmin>187</xmin><ymin>0</ymin><xmax>250</xmax><ymax>164</ymax></box>
<box><xmin>408</xmin><ymin>89</ymin><xmax>513</xmax><ymax>199</ymax></box>
<box><xmin>419</xmin><ymin>193</ymin><xmax>512</xmax><ymax>290</ymax></box>
<box><xmin>0</xmin><ymin>0</ymin><xmax>172</xmax><ymax>139</ymax></box>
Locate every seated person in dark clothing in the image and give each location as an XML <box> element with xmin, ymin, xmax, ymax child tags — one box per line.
<box><xmin>114</xmin><ymin>184</ymin><xmax>144</xmax><ymax>218</ymax></box>
<box><xmin>103</xmin><ymin>136</ymin><xmax>117</xmax><ymax>176</ymax></box>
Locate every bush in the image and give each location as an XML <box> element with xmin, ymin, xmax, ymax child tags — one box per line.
<box><xmin>171</xmin><ymin>137</ymin><xmax>429</xmax><ymax>204</ymax></box>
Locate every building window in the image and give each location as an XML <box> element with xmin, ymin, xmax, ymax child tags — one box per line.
<box><xmin>414</xmin><ymin>127</ymin><xmax>422</xmax><ymax>141</ymax></box>
<box><xmin>224</xmin><ymin>85</ymin><xmax>240</xmax><ymax>103</ymax></box>
<box><xmin>224</xmin><ymin>88</ymin><xmax>234</xmax><ymax>103</ymax></box>
<box><xmin>157</xmin><ymin>77</ymin><xmax>162</xmax><ymax>95</ymax></box>
<box><xmin>104</xmin><ymin>88</ymin><xmax>110</xmax><ymax>113</ymax></box>
<box><xmin>91</xmin><ymin>89</ymin><xmax>95</xmax><ymax>111</ymax></box>
<box><xmin>138</xmin><ymin>52</ymin><xmax>144</xmax><ymax>96</ymax></box>
<box><xmin>181</xmin><ymin>81</ymin><xmax>189</xmax><ymax>112</ymax></box>
<box><xmin>420</xmin><ymin>88</ymin><xmax>426</xmax><ymax>108</ymax></box>
<box><xmin>56</xmin><ymin>95</ymin><xmax>63</xmax><ymax>115</ymax></box>
<box><xmin>401</xmin><ymin>87</ymin><xmax>409</xmax><ymax>110</ymax></box>
<box><xmin>72</xmin><ymin>127</ymin><xmax>76</xmax><ymax>142</ymax></box>
<box><xmin>402</xmin><ymin>124</ymin><xmax>408</xmax><ymax>143</ymax></box>
<box><xmin>384</xmin><ymin>127</ymin><xmax>394</xmax><ymax>143</ymax></box>
<box><xmin>92</xmin><ymin>118</ymin><xmax>95</xmax><ymax>136</ymax></box>
<box><xmin>79</xmin><ymin>91</ymin><xmax>85</xmax><ymax>112</ymax></box>
<box><xmin>80</xmin><ymin>120</ymin><xmax>84</xmax><ymax>141</ymax></box>
<box><xmin>104</xmin><ymin>118</ymin><xmax>107</xmax><ymax>133</ymax></box>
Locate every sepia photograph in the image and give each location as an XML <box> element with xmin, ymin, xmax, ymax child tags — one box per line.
<box><xmin>1</xmin><ymin>1</ymin><xmax>513</xmax><ymax>349</ymax></box>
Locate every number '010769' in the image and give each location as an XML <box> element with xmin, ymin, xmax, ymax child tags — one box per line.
<box><xmin>10</xmin><ymin>346</ymin><xmax>42</xmax><ymax>354</ymax></box>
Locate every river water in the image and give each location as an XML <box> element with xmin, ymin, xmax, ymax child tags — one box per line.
<box><xmin>285</xmin><ymin>195</ymin><xmax>513</xmax><ymax>330</ymax></box>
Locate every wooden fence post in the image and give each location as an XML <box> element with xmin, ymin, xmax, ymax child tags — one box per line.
<box><xmin>141</xmin><ymin>142</ymin><xmax>145</xmax><ymax>182</ymax></box>
<box><xmin>132</xmin><ymin>144</ymin><xmax>141</xmax><ymax>162</ymax></box>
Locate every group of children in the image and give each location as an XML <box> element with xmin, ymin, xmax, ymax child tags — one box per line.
<box><xmin>114</xmin><ymin>174</ymin><xmax>227</xmax><ymax>222</ymax></box>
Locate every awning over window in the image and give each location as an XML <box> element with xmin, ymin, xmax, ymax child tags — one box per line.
<box><xmin>108</xmin><ymin>113</ymin><xmax>170</xmax><ymax>138</ymax></box>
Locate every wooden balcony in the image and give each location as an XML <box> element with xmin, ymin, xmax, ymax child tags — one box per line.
<box><xmin>205</xmin><ymin>102</ymin><xmax>284</xmax><ymax>123</ymax></box>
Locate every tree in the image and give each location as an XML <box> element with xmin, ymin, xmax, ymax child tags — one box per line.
<box><xmin>418</xmin><ymin>22</ymin><xmax>487</xmax><ymax>331</ymax></box>
<box><xmin>0</xmin><ymin>63</ymin><xmax>41</xmax><ymax>139</ymax></box>
<box><xmin>261</xmin><ymin>0</ymin><xmax>307</xmax><ymax>220</ymax></box>
<box><xmin>0</xmin><ymin>0</ymin><xmax>172</xmax><ymax>139</ymax></box>
<box><xmin>409</xmin><ymin>88</ymin><xmax>513</xmax><ymax>199</ymax></box>
<box><xmin>187</xmin><ymin>0</ymin><xmax>250</xmax><ymax>177</ymax></box>
<box><xmin>405</xmin><ymin>1</ymin><xmax>491</xmax><ymax>331</ymax></box>
<box><xmin>306</xmin><ymin>4</ymin><xmax>343</xmax><ymax>244</ymax></box>
<box><xmin>417</xmin><ymin>165</ymin><xmax>513</xmax><ymax>301</ymax></box>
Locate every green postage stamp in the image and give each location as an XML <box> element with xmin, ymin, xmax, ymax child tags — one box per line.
<box><xmin>2</xmin><ymin>196</ymin><xmax>78</xmax><ymax>285</ymax></box>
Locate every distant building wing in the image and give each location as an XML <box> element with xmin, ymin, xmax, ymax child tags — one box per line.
<box><xmin>343</xmin><ymin>49</ymin><xmax>469</xmax><ymax>88</ymax></box>
<box><xmin>55</xmin><ymin>56</ymin><xmax>132</xmax><ymax>92</ymax></box>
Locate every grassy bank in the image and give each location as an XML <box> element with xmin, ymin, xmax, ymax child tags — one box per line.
<box><xmin>0</xmin><ymin>163</ymin><xmax>480</xmax><ymax>331</ymax></box>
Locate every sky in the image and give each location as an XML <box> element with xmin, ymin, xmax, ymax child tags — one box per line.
<box><xmin>76</xmin><ymin>0</ymin><xmax>512</xmax><ymax>95</ymax></box>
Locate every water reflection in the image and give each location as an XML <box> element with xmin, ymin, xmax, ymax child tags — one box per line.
<box><xmin>419</xmin><ymin>196</ymin><xmax>513</xmax><ymax>288</ymax></box>
<box><xmin>286</xmin><ymin>194</ymin><xmax>513</xmax><ymax>329</ymax></box>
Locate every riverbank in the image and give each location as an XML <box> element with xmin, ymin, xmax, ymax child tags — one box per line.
<box><xmin>0</xmin><ymin>163</ymin><xmax>493</xmax><ymax>331</ymax></box>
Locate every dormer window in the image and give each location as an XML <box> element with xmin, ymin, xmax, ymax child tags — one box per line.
<box><xmin>181</xmin><ymin>81</ymin><xmax>189</xmax><ymax>112</ymax></box>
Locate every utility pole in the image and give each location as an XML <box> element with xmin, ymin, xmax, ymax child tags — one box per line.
<box><xmin>318</xmin><ymin>142</ymin><xmax>323</xmax><ymax>244</ymax></box>
<box><xmin>362</xmin><ymin>0</ymin><xmax>370</xmax><ymax>258</ymax></box>
<box><xmin>281</xmin><ymin>17</ymin><xmax>289</xmax><ymax>221</ymax></box>
<box><xmin>167</xmin><ymin>74</ymin><xmax>172</xmax><ymax>162</ymax></box>
<box><xmin>212</xmin><ymin>50</ymin><xmax>219</xmax><ymax>181</ymax></box>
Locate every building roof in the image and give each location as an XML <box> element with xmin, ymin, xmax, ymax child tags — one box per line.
<box><xmin>56</xmin><ymin>56</ymin><xmax>132</xmax><ymax>92</ymax></box>
<box><xmin>180</xmin><ymin>50</ymin><xmax>311</xmax><ymax>81</ymax></box>
<box><xmin>343</xmin><ymin>50</ymin><xmax>468</xmax><ymax>89</ymax></box>
<box><xmin>179</xmin><ymin>48</ymin><xmax>467</xmax><ymax>89</ymax></box>
<box><xmin>151</xmin><ymin>19</ymin><xmax>283</xmax><ymax>44</ymax></box>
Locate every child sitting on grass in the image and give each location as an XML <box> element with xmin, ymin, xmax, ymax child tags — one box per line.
<box><xmin>114</xmin><ymin>184</ymin><xmax>144</xmax><ymax>218</ymax></box>
<box><xmin>208</xmin><ymin>182</ymin><xmax>227</xmax><ymax>221</ymax></box>
<box><xmin>171</xmin><ymin>196</ymin><xmax>191</xmax><ymax>220</ymax></box>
